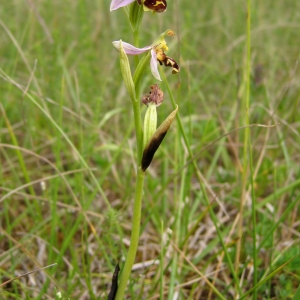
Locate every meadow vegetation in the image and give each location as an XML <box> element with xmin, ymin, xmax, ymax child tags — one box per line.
<box><xmin>1</xmin><ymin>0</ymin><xmax>300</xmax><ymax>299</ymax></box>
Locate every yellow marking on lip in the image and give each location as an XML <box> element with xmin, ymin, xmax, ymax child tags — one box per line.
<box><xmin>154</xmin><ymin>1</ymin><xmax>166</xmax><ymax>6</ymax></box>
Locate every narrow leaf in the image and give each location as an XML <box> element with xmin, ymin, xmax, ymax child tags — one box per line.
<box><xmin>237</xmin><ymin>254</ymin><xmax>299</xmax><ymax>300</ymax></box>
<box><xmin>107</xmin><ymin>263</ymin><xmax>120</xmax><ymax>300</ymax></box>
<box><xmin>291</xmin><ymin>284</ymin><xmax>300</xmax><ymax>300</ymax></box>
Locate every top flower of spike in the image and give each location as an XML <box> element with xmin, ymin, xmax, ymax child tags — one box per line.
<box><xmin>110</xmin><ymin>0</ymin><xmax>167</xmax><ymax>13</ymax></box>
<box><xmin>113</xmin><ymin>30</ymin><xmax>180</xmax><ymax>81</ymax></box>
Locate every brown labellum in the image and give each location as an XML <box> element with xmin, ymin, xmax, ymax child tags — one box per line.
<box><xmin>143</xmin><ymin>0</ymin><xmax>167</xmax><ymax>13</ymax></box>
<box><xmin>155</xmin><ymin>48</ymin><xmax>180</xmax><ymax>75</ymax></box>
<box><xmin>142</xmin><ymin>84</ymin><xmax>164</xmax><ymax>106</ymax></box>
<box><xmin>164</xmin><ymin>57</ymin><xmax>180</xmax><ymax>74</ymax></box>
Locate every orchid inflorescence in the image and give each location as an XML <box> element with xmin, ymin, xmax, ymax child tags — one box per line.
<box><xmin>111</xmin><ymin>1</ymin><xmax>179</xmax><ymax>164</ymax></box>
<box><xmin>108</xmin><ymin>0</ymin><xmax>179</xmax><ymax>298</ymax></box>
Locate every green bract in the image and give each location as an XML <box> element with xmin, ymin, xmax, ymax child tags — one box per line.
<box><xmin>119</xmin><ymin>41</ymin><xmax>136</xmax><ymax>102</ymax></box>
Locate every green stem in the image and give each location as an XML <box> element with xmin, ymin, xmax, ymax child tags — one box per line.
<box><xmin>133</xmin><ymin>28</ymin><xmax>141</xmax><ymax>93</ymax></box>
<box><xmin>115</xmin><ymin>6</ymin><xmax>145</xmax><ymax>298</ymax></box>
<box><xmin>131</xmin><ymin>95</ymin><xmax>143</xmax><ymax>163</ymax></box>
<box><xmin>133</xmin><ymin>29</ymin><xmax>140</xmax><ymax>81</ymax></box>
<box><xmin>132</xmin><ymin>29</ymin><xmax>142</xmax><ymax>162</ymax></box>
<box><xmin>115</xmin><ymin>168</ymin><xmax>145</xmax><ymax>300</ymax></box>
<box><xmin>133</xmin><ymin>29</ymin><xmax>140</xmax><ymax>53</ymax></box>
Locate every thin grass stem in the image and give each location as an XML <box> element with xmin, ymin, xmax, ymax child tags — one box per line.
<box><xmin>163</xmin><ymin>71</ymin><xmax>241</xmax><ymax>296</ymax></box>
<box><xmin>245</xmin><ymin>1</ymin><xmax>258</xmax><ymax>298</ymax></box>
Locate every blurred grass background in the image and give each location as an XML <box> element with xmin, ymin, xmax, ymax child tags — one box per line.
<box><xmin>1</xmin><ymin>0</ymin><xmax>300</xmax><ymax>299</ymax></box>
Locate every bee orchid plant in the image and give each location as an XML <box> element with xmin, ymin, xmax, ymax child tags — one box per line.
<box><xmin>108</xmin><ymin>1</ymin><xmax>179</xmax><ymax>299</ymax></box>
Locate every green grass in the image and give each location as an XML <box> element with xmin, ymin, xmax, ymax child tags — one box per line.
<box><xmin>1</xmin><ymin>0</ymin><xmax>300</xmax><ymax>299</ymax></box>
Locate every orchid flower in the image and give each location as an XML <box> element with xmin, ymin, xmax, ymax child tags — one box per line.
<box><xmin>112</xmin><ymin>30</ymin><xmax>180</xmax><ymax>81</ymax></box>
<box><xmin>110</xmin><ymin>0</ymin><xmax>167</xmax><ymax>13</ymax></box>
